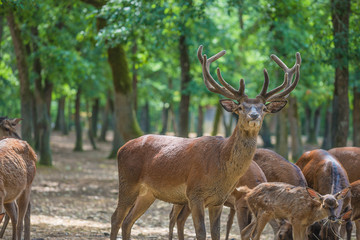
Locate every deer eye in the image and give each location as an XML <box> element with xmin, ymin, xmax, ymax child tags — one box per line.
<box><xmin>238</xmin><ymin>106</ymin><xmax>243</xmax><ymax>111</ymax></box>
<box><xmin>4</xmin><ymin>127</ymin><xmax>9</xmax><ymax>131</ymax></box>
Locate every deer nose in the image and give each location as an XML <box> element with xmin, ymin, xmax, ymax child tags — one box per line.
<box><xmin>329</xmin><ymin>215</ymin><xmax>337</xmax><ymax>222</ymax></box>
<box><xmin>249</xmin><ymin>113</ymin><xmax>259</xmax><ymax>120</ymax></box>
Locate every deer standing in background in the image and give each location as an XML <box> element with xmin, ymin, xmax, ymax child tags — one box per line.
<box><xmin>350</xmin><ymin>180</ymin><xmax>360</xmax><ymax>240</ymax></box>
<box><xmin>0</xmin><ymin>117</ymin><xmax>36</xmax><ymax>240</ymax></box>
<box><xmin>328</xmin><ymin>147</ymin><xmax>360</xmax><ymax>239</ymax></box>
<box><xmin>296</xmin><ymin>149</ymin><xmax>351</xmax><ymax>240</ymax></box>
<box><xmin>239</xmin><ymin>182</ymin><xmax>351</xmax><ymax>240</ymax></box>
<box><xmin>168</xmin><ymin>161</ymin><xmax>267</xmax><ymax>240</ymax></box>
<box><xmin>110</xmin><ymin>46</ymin><xmax>301</xmax><ymax>240</ymax></box>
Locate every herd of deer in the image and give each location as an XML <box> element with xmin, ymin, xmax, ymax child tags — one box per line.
<box><xmin>0</xmin><ymin>45</ymin><xmax>359</xmax><ymax>240</ymax></box>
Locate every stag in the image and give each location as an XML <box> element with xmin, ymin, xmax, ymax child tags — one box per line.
<box><xmin>110</xmin><ymin>46</ymin><xmax>301</xmax><ymax>240</ymax></box>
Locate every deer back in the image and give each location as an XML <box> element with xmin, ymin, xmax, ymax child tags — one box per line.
<box><xmin>0</xmin><ymin>138</ymin><xmax>37</xmax><ymax>202</ymax></box>
<box><xmin>329</xmin><ymin>147</ymin><xmax>360</xmax><ymax>183</ymax></box>
<box><xmin>253</xmin><ymin>148</ymin><xmax>307</xmax><ymax>187</ymax></box>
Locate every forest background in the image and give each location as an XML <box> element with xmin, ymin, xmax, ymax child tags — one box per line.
<box><xmin>0</xmin><ymin>0</ymin><xmax>359</xmax><ymax>166</ymax></box>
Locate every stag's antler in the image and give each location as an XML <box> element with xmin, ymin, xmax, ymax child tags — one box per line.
<box><xmin>258</xmin><ymin>52</ymin><xmax>301</xmax><ymax>102</ymax></box>
<box><xmin>197</xmin><ymin>45</ymin><xmax>247</xmax><ymax>101</ymax></box>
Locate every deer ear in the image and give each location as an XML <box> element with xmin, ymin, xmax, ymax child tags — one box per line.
<box><xmin>219</xmin><ymin>99</ymin><xmax>238</xmax><ymax>113</ymax></box>
<box><xmin>306</xmin><ymin>187</ymin><xmax>322</xmax><ymax>200</ymax></box>
<box><xmin>10</xmin><ymin>118</ymin><xmax>22</xmax><ymax>126</ymax></box>
<box><xmin>265</xmin><ymin>100</ymin><xmax>287</xmax><ymax>113</ymax></box>
<box><xmin>335</xmin><ymin>187</ymin><xmax>351</xmax><ymax>200</ymax></box>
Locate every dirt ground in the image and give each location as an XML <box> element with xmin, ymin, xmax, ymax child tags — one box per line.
<box><xmin>1</xmin><ymin>132</ymin><xmax>278</xmax><ymax>239</ymax></box>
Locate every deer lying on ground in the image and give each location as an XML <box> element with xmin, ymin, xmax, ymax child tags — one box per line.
<box><xmin>296</xmin><ymin>149</ymin><xmax>351</xmax><ymax>240</ymax></box>
<box><xmin>168</xmin><ymin>161</ymin><xmax>267</xmax><ymax>240</ymax></box>
<box><xmin>110</xmin><ymin>46</ymin><xmax>301</xmax><ymax>240</ymax></box>
<box><xmin>350</xmin><ymin>180</ymin><xmax>360</xmax><ymax>240</ymax></box>
<box><xmin>0</xmin><ymin>116</ymin><xmax>36</xmax><ymax>240</ymax></box>
<box><xmin>239</xmin><ymin>182</ymin><xmax>351</xmax><ymax>240</ymax></box>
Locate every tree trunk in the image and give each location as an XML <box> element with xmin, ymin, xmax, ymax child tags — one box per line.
<box><xmin>91</xmin><ymin>98</ymin><xmax>100</xmax><ymax>138</ymax></box>
<box><xmin>74</xmin><ymin>86</ymin><xmax>83</xmax><ymax>151</ymax></box>
<box><xmin>7</xmin><ymin>10</ymin><xmax>33</xmax><ymax>144</ymax></box>
<box><xmin>108</xmin><ymin>113</ymin><xmax>125</xmax><ymax>159</ymax></box>
<box><xmin>87</xmin><ymin>100</ymin><xmax>97</xmax><ymax>150</ymax></box>
<box><xmin>67</xmin><ymin>97</ymin><xmax>72</xmax><ymax>132</ymax></box>
<box><xmin>140</xmin><ymin>101</ymin><xmax>150</xmax><ymax>133</ymax></box>
<box><xmin>31</xmin><ymin>26</ymin><xmax>53</xmax><ymax>166</ymax></box>
<box><xmin>322</xmin><ymin>107</ymin><xmax>332</xmax><ymax>150</ymax></box>
<box><xmin>331</xmin><ymin>0</ymin><xmax>350</xmax><ymax>147</ymax></box>
<box><xmin>260</xmin><ymin>118</ymin><xmax>273</xmax><ymax>148</ymax></box>
<box><xmin>288</xmin><ymin>96</ymin><xmax>303</xmax><ymax>161</ymax></box>
<box><xmin>99</xmin><ymin>93</ymin><xmax>113</xmax><ymax>142</ymax></box>
<box><xmin>32</xmin><ymin>97</ymin><xmax>39</xmax><ymax>150</ymax></box>
<box><xmin>54</xmin><ymin>96</ymin><xmax>68</xmax><ymax>134</ymax></box>
<box><xmin>197</xmin><ymin>105</ymin><xmax>204</xmax><ymax>137</ymax></box>
<box><xmin>211</xmin><ymin>104</ymin><xmax>222</xmax><ymax>136</ymax></box>
<box><xmin>132</xmin><ymin>41</ymin><xmax>138</xmax><ymax>112</ymax></box>
<box><xmin>178</xmin><ymin>35</ymin><xmax>191</xmax><ymax>137</ymax></box>
<box><xmin>108</xmin><ymin>44</ymin><xmax>142</xmax><ymax>143</ymax></box>
<box><xmin>160</xmin><ymin>102</ymin><xmax>169</xmax><ymax>135</ymax></box>
<box><xmin>223</xmin><ymin>111</ymin><xmax>234</xmax><ymax>138</ymax></box>
<box><xmin>275</xmin><ymin>107</ymin><xmax>288</xmax><ymax>159</ymax></box>
<box><xmin>353</xmin><ymin>87</ymin><xmax>360</xmax><ymax>146</ymax></box>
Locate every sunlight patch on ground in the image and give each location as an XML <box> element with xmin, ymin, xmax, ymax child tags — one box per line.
<box><xmin>32</xmin><ymin>214</ymin><xmax>109</xmax><ymax>228</ymax></box>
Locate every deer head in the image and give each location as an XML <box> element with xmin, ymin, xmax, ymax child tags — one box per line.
<box><xmin>0</xmin><ymin>117</ymin><xmax>22</xmax><ymax>139</ymax></box>
<box><xmin>307</xmin><ymin>187</ymin><xmax>351</xmax><ymax>222</ymax></box>
<box><xmin>197</xmin><ymin>46</ymin><xmax>301</xmax><ymax>131</ymax></box>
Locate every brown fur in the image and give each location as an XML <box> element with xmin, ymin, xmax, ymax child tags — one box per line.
<box><xmin>0</xmin><ymin>138</ymin><xmax>37</xmax><ymax>240</ymax></box>
<box><xmin>239</xmin><ymin>182</ymin><xmax>349</xmax><ymax>240</ymax></box>
<box><xmin>167</xmin><ymin>161</ymin><xmax>267</xmax><ymax>240</ymax></box>
<box><xmin>350</xmin><ymin>180</ymin><xmax>360</xmax><ymax>239</ymax></box>
<box><xmin>329</xmin><ymin>147</ymin><xmax>360</xmax><ymax>183</ymax></box>
<box><xmin>296</xmin><ymin>149</ymin><xmax>351</xmax><ymax>240</ymax></box>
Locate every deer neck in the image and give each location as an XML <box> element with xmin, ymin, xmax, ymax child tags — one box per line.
<box><xmin>222</xmin><ymin>123</ymin><xmax>259</xmax><ymax>175</ymax></box>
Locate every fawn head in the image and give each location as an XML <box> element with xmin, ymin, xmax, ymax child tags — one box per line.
<box><xmin>307</xmin><ymin>187</ymin><xmax>351</xmax><ymax>222</ymax></box>
<box><xmin>198</xmin><ymin>46</ymin><xmax>301</xmax><ymax>131</ymax></box>
<box><xmin>0</xmin><ymin>117</ymin><xmax>22</xmax><ymax>139</ymax></box>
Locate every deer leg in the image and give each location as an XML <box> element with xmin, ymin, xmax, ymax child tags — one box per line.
<box><xmin>225</xmin><ymin>207</ymin><xmax>235</xmax><ymax>240</ymax></box>
<box><xmin>24</xmin><ymin>202</ymin><xmax>31</xmax><ymax>240</ymax></box>
<box><xmin>269</xmin><ymin>219</ymin><xmax>280</xmax><ymax>240</ymax></box>
<box><xmin>176</xmin><ymin>204</ymin><xmax>191</xmax><ymax>240</ymax></box>
<box><xmin>15</xmin><ymin>189</ymin><xmax>30</xmax><ymax>240</ymax></box>
<box><xmin>355</xmin><ymin>220</ymin><xmax>360</xmax><ymax>240</ymax></box>
<box><xmin>340</xmin><ymin>220</ymin><xmax>352</xmax><ymax>240</ymax></box>
<box><xmin>241</xmin><ymin>214</ymin><xmax>257</xmax><ymax>240</ymax></box>
<box><xmin>189</xmin><ymin>200</ymin><xmax>206</xmax><ymax>240</ymax></box>
<box><xmin>251</xmin><ymin>212</ymin><xmax>271</xmax><ymax>240</ymax></box>
<box><xmin>3</xmin><ymin>202</ymin><xmax>17</xmax><ymax>240</ymax></box>
<box><xmin>291</xmin><ymin>225</ymin><xmax>306</xmax><ymax>240</ymax></box>
<box><xmin>208</xmin><ymin>205</ymin><xmax>223</xmax><ymax>240</ymax></box>
<box><xmin>110</xmin><ymin>184</ymin><xmax>139</xmax><ymax>240</ymax></box>
<box><xmin>121</xmin><ymin>192</ymin><xmax>155</xmax><ymax>240</ymax></box>
<box><xmin>169</xmin><ymin>204</ymin><xmax>184</xmax><ymax>240</ymax></box>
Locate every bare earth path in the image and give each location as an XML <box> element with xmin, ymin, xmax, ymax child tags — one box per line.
<box><xmin>1</xmin><ymin>132</ymin><xmax>274</xmax><ymax>239</ymax></box>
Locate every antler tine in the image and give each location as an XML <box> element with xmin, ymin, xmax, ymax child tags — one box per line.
<box><xmin>239</xmin><ymin>79</ymin><xmax>246</xmax><ymax>96</ymax></box>
<box><xmin>258</xmin><ymin>69</ymin><xmax>270</xmax><ymax>98</ymax></box>
<box><xmin>216</xmin><ymin>68</ymin><xmax>238</xmax><ymax>95</ymax></box>
<box><xmin>198</xmin><ymin>45</ymin><xmax>241</xmax><ymax>100</ymax></box>
<box><xmin>267</xmin><ymin>64</ymin><xmax>300</xmax><ymax>102</ymax></box>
